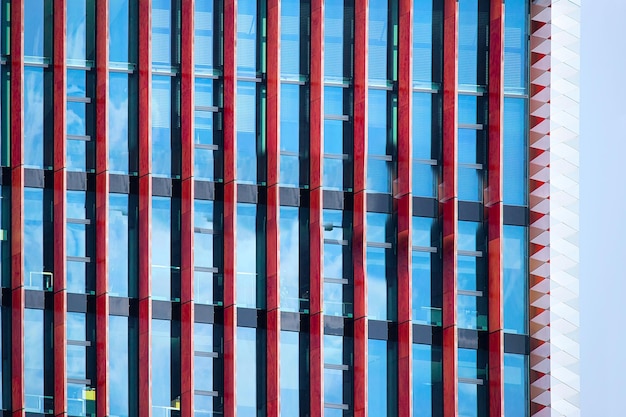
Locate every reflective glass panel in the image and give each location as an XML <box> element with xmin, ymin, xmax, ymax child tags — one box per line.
<box><xmin>368</xmin><ymin>339</ymin><xmax>390</xmax><ymax>416</ymax></box>
<box><xmin>413</xmin><ymin>0</ymin><xmax>437</xmax><ymax>84</ymax></box>
<box><xmin>109</xmin><ymin>194</ymin><xmax>131</xmax><ymax>297</ymax></box>
<box><xmin>504</xmin><ymin>354</ymin><xmax>528</xmax><ymax>417</ymax></box>
<box><xmin>504</xmin><ymin>0</ymin><xmax>528</xmax><ymax>94</ymax></box>
<box><xmin>280</xmin><ymin>84</ymin><xmax>301</xmax><ymax>186</ymax></box>
<box><xmin>324</xmin><ymin>1</ymin><xmax>348</xmax><ymax>81</ymax></box>
<box><xmin>24</xmin><ymin>0</ymin><xmax>45</xmax><ymax>58</ymax></box>
<box><xmin>237</xmin><ymin>204</ymin><xmax>260</xmax><ymax>308</ymax></box>
<box><xmin>195</xmin><ymin>0</ymin><xmax>215</xmax><ymax>71</ymax></box>
<box><xmin>413</xmin><ymin>344</ymin><xmax>443</xmax><ymax>417</ymax></box>
<box><xmin>367</xmin><ymin>246</ymin><xmax>389</xmax><ymax>320</ymax></box>
<box><xmin>152</xmin><ymin>0</ymin><xmax>172</xmax><ymax>67</ymax></box>
<box><xmin>152</xmin><ymin>197</ymin><xmax>171</xmax><ymax>300</ymax></box>
<box><xmin>368</xmin><ymin>0</ymin><xmax>388</xmax><ymax>83</ymax></box>
<box><xmin>237</xmin><ymin>0</ymin><xmax>258</xmax><ymax>75</ymax></box>
<box><xmin>280</xmin><ymin>207</ymin><xmax>300</xmax><ymax>312</ymax></box>
<box><xmin>237</xmin><ymin>82</ymin><xmax>258</xmax><ymax>184</ymax></box>
<box><xmin>503</xmin><ymin>97</ymin><xmax>527</xmax><ymax>205</ymax></box>
<box><xmin>458</xmin><ymin>349</ymin><xmax>488</xmax><ymax>417</ymax></box>
<box><xmin>109</xmin><ymin>0</ymin><xmax>130</xmax><ymax>63</ymax></box>
<box><xmin>280</xmin><ymin>331</ymin><xmax>300</xmax><ymax>416</ymax></box>
<box><xmin>236</xmin><ymin>327</ymin><xmax>259</xmax><ymax>417</ymax></box>
<box><xmin>25</xmin><ymin>309</ymin><xmax>46</xmax><ymax>413</ymax></box>
<box><xmin>109</xmin><ymin>315</ymin><xmax>130</xmax><ymax>417</ymax></box>
<box><xmin>503</xmin><ymin>226</ymin><xmax>527</xmax><ymax>334</ymax></box>
<box><xmin>24</xmin><ymin>67</ymin><xmax>44</xmax><ymax>169</ymax></box>
<box><xmin>67</xmin><ymin>0</ymin><xmax>88</xmax><ymax>62</ymax></box>
<box><xmin>24</xmin><ymin>188</ymin><xmax>45</xmax><ymax>290</ymax></box>
<box><xmin>109</xmin><ymin>72</ymin><xmax>130</xmax><ymax>174</ymax></box>
<box><xmin>152</xmin><ymin>319</ymin><xmax>172</xmax><ymax>415</ymax></box>
<box><xmin>281</xmin><ymin>0</ymin><xmax>301</xmax><ymax>76</ymax></box>
<box><xmin>152</xmin><ymin>76</ymin><xmax>172</xmax><ymax>177</ymax></box>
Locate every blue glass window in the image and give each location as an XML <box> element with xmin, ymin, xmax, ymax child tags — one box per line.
<box><xmin>24</xmin><ymin>0</ymin><xmax>46</xmax><ymax>59</ymax></box>
<box><xmin>458</xmin><ymin>0</ymin><xmax>488</xmax><ymax>89</ymax></box>
<box><xmin>108</xmin><ymin>72</ymin><xmax>131</xmax><ymax>174</ymax></box>
<box><xmin>109</xmin><ymin>315</ymin><xmax>130</xmax><ymax>417</ymax></box>
<box><xmin>412</xmin><ymin>92</ymin><xmax>438</xmax><ymax>198</ymax></box>
<box><xmin>237</xmin><ymin>82</ymin><xmax>259</xmax><ymax>184</ymax></box>
<box><xmin>368</xmin><ymin>0</ymin><xmax>389</xmax><ymax>83</ymax></box>
<box><xmin>413</xmin><ymin>0</ymin><xmax>442</xmax><ymax>86</ymax></box>
<box><xmin>504</xmin><ymin>0</ymin><xmax>528</xmax><ymax>94</ymax></box>
<box><xmin>280</xmin><ymin>207</ymin><xmax>303</xmax><ymax>312</ymax></box>
<box><xmin>152</xmin><ymin>0</ymin><xmax>173</xmax><ymax>67</ymax></box>
<box><xmin>152</xmin><ymin>319</ymin><xmax>177</xmax><ymax>416</ymax></box>
<box><xmin>323</xmin><ymin>209</ymin><xmax>353</xmax><ymax>317</ymax></box>
<box><xmin>503</xmin><ymin>225</ymin><xmax>527</xmax><ymax>334</ymax></box>
<box><xmin>67</xmin><ymin>0</ymin><xmax>90</xmax><ymax>63</ymax></box>
<box><xmin>504</xmin><ymin>354</ymin><xmax>528</xmax><ymax>417</ymax></box>
<box><xmin>66</xmin><ymin>190</ymin><xmax>94</xmax><ymax>294</ymax></box>
<box><xmin>324</xmin><ymin>1</ymin><xmax>351</xmax><ymax>81</ymax></box>
<box><xmin>458</xmin><ymin>128</ymin><xmax>485</xmax><ymax>202</ymax></box>
<box><xmin>458</xmin><ymin>348</ymin><xmax>488</xmax><ymax>417</ymax></box>
<box><xmin>67</xmin><ymin>312</ymin><xmax>95</xmax><ymax>416</ymax></box>
<box><xmin>152</xmin><ymin>75</ymin><xmax>174</xmax><ymax>178</ymax></box>
<box><xmin>67</xmin><ymin>69</ymin><xmax>94</xmax><ymax>173</ymax></box>
<box><xmin>195</xmin><ymin>0</ymin><xmax>216</xmax><ymax>72</ymax></box>
<box><xmin>367</xmin><ymin>213</ymin><xmax>394</xmax><ymax>321</ymax></box>
<box><xmin>237</xmin><ymin>203</ymin><xmax>264</xmax><ymax>308</ymax></box>
<box><xmin>237</xmin><ymin>0</ymin><xmax>258</xmax><ymax>76</ymax></box>
<box><xmin>503</xmin><ymin>98</ymin><xmax>527</xmax><ymax>206</ymax></box>
<box><xmin>280</xmin><ymin>83</ymin><xmax>302</xmax><ymax>187</ymax></box>
<box><xmin>24</xmin><ymin>67</ymin><xmax>45</xmax><ymax>169</ymax></box>
<box><xmin>281</xmin><ymin>0</ymin><xmax>302</xmax><ymax>77</ymax></box>
<box><xmin>280</xmin><ymin>331</ymin><xmax>304</xmax><ymax>416</ymax></box>
<box><xmin>324</xmin><ymin>335</ymin><xmax>352</xmax><ymax>412</ymax></box>
<box><xmin>152</xmin><ymin>197</ymin><xmax>172</xmax><ymax>301</ymax></box>
<box><xmin>368</xmin><ymin>339</ymin><xmax>395</xmax><ymax>416</ymax></box>
<box><xmin>237</xmin><ymin>327</ymin><xmax>261</xmax><ymax>416</ymax></box>
<box><xmin>413</xmin><ymin>344</ymin><xmax>443</xmax><ymax>417</ymax></box>
<box><xmin>109</xmin><ymin>0</ymin><xmax>130</xmax><ymax>63</ymax></box>
<box><xmin>24</xmin><ymin>188</ymin><xmax>50</xmax><ymax>290</ymax></box>
<box><xmin>194</xmin><ymin>323</ymin><xmax>223</xmax><ymax>416</ymax></box>
<box><xmin>25</xmin><ymin>309</ymin><xmax>48</xmax><ymax>413</ymax></box>
<box><xmin>195</xmin><ymin>199</ymin><xmax>222</xmax><ymax>305</ymax></box>
<box><xmin>195</xmin><ymin>77</ymin><xmax>220</xmax><ymax>181</ymax></box>
<box><xmin>458</xmin><ymin>221</ymin><xmax>487</xmax><ymax>330</ymax></box>
<box><xmin>109</xmin><ymin>194</ymin><xmax>133</xmax><ymax>297</ymax></box>
<box><xmin>368</xmin><ymin>89</ymin><xmax>392</xmax><ymax>194</ymax></box>
<box><xmin>412</xmin><ymin>217</ymin><xmax>441</xmax><ymax>326</ymax></box>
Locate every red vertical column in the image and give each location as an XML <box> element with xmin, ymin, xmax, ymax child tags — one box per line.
<box><xmin>180</xmin><ymin>1</ymin><xmax>195</xmax><ymax>416</ymax></box>
<box><xmin>308</xmin><ymin>0</ymin><xmax>324</xmax><ymax>416</ymax></box>
<box><xmin>397</xmin><ymin>0</ymin><xmax>413</xmax><ymax>416</ymax></box>
<box><xmin>52</xmin><ymin>3</ymin><xmax>68</xmax><ymax>416</ymax></box>
<box><xmin>137</xmin><ymin>1</ymin><xmax>152</xmax><ymax>416</ymax></box>
<box><xmin>222</xmin><ymin>1</ymin><xmax>237</xmax><ymax>416</ymax></box>
<box><xmin>10</xmin><ymin>2</ymin><xmax>25</xmax><ymax>416</ymax></box>
<box><xmin>353</xmin><ymin>1</ymin><xmax>368</xmax><ymax>416</ymax></box>
<box><xmin>441</xmin><ymin>0</ymin><xmax>458</xmax><ymax>416</ymax></box>
<box><xmin>94</xmin><ymin>0</ymin><xmax>110</xmax><ymax>416</ymax></box>
<box><xmin>487</xmin><ymin>1</ymin><xmax>505</xmax><ymax>416</ymax></box>
<box><xmin>266</xmin><ymin>0</ymin><xmax>281</xmax><ymax>416</ymax></box>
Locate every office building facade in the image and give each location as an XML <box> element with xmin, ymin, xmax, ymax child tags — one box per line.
<box><xmin>0</xmin><ymin>0</ymin><xmax>579</xmax><ymax>416</ymax></box>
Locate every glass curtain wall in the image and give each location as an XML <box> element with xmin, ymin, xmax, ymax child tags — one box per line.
<box><xmin>366</xmin><ymin>212</ymin><xmax>396</xmax><ymax>321</ymax></box>
<box><xmin>66</xmin><ymin>312</ymin><xmax>96</xmax><ymax>417</ymax></box>
<box><xmin>411</xmin><ymin>216</ymin><xmax>441</xmax><ymax>326</ymax></box>
<box><xmin>194</xmin><ymin>322</ymin><xmax>224</xmax><ymax>416</ymax></box>
<box><xmin>323</xmin><ymin>209</ymin><xmax>353</xmax><ymax>317</ymax></box>
<box><xmin>324</xmin><ymin>334</ymin><xmax>353</xmax><ymax>416</ymax></box>
<box><xmin>66</xmin><ymin>190</ymin><xmax>95</xmax><ymax>295</ymax></box>
<box><xmin>194</xmin><ymin>199</ymin><xmax>223</xmax><ymax>306</ymax></box>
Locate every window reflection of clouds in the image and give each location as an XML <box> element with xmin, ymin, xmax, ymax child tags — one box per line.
<box><xmin>109</xmin><ymin>316</ymin><xmax>130</xmax><ymax>417</ymax></box>
<box><xmin>24</xmin><ymin>0</ymin><xmax>44</xmax><ymax>58</ymax></box>
<box><xmin>236</xmin><ymin>82</ymin><xmax>258</xmax><ymax>184</ymax></box>
<box><xmin>109</xmin><ymin>73</ymin><xmax>130</xmax><ymax>174</ymax></box>
<box><xmin>109</xmin><ymin>0</ymin><xmax>130</xmax><ymax>63</ymax></box>
<box><xmin>280</xmin><ymin>331</ymin><xmax>300</xmax><ymax>415</ymax></box>
<box><xmin>151</xmin><ymin>320</ymin><xmax>172</xmax><ymax>407</ymax></box>
<box><xmin>24</xmin><ymin>188</ymin><xmax>44</xmax><ymax>283</ymax></box>
<box><xmin>67</xmin><ymin>0</ymin><xmax>87</xmax><ymax>61</ymax></box>
<box><xmin>367</xmin><ymin>247</ymin><xmax>388</xmax><ymax>320</ymax></box>
<box><xmin>236</xmin><ymin>204</ymin><xmax>257</xmax><ymax>306</ymax></box>
<box><xmin>503</xmin><ymin>225</ymin><xmax>527</xmax><ymax>334</ymax></box>
<box><xmin>152</xmin><ymin>76</ymin><xmax>172</xmax><ymax>177</ymax></box>
<box><xmin>368</xmin><ymin>339</ymin><xmax>388</xmax><ymax>415</ymax></box>
<box><xmin>109</xmin><ymin>194</ymin><xmax>129</xmax><ymax>296</ymax></box>
<box><xmin>279</xmin><ymin>207</ymin><xmax>299</xmax><ymax>311</ymax></box>
<box><xmin>152</xmin><ymin>197</ymin><xmax>171</xmax><ymax>300</ymax></box>
<box><xmin>24</xmin><ymin>68</ymin><xmax>44</xmax><ymax>168</ymax></box>
<box><xmin>24</xmin><ymin>309</ymin><xmax>44</xmax><ymax>407</ymax></box>
<box><xmin>413</xmin><ymin>344</ymin><xmax>442</xmax><ymax>417</ymax></box>
<box><xmin>195</xmin><ymin>0</ymin><xmax>215</xmax><ymax>71</ymax></box>
<box><xmin>236</xmin><ymin>327</ymin><xmax>257</xmax><ymax>416</ymax></box>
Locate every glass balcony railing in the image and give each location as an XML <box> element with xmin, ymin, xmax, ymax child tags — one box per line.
<box><xmin>25</xmin><ymin>271</ymin><xmax>54</xmax><ymax>292</ymax></box>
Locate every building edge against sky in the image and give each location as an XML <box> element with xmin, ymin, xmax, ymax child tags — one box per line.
<box><xmin>529</xmin><ymin>1</ymin><xmax>580</xmax><ymax>415</ymax></box>
<box><xmin>0</xmin><ymin>0</ymin><xmax>580</xmax><ymax>416</ymax></box>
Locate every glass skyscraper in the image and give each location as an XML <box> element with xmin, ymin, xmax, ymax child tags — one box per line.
<box><xmin>0</xmin><ymin>0</ymin><xmax>580</xmax><ymax>416</ymax></box>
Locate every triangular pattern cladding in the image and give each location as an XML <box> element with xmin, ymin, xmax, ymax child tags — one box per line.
<box><xmin>530</xmin><ymin>1</ymin><xmax>580</xmax><ymax>416</ymax></box>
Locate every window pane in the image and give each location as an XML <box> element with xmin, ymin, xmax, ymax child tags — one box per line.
<box><xmin>109</xmin><ymin>316</ymin><xmax>130</xmax><ymax>417</ymax></box>
<box><xmin>280</xmin><ymin>331</ymin><xmax>300</xmax><ymax>416</ymax></box>
<box><xmin>152</xmin><ymin>76</ymin><xmax>172</xmax><ymax>177</ymax></box>
<box><xmin>504</xmin><ymin>0</ymin><xmax>528</xmax><ymax>94</ymax></box>
<box><xmin>368</xmin><ymin>339</ymin><xmax>391</xmax><ymax>416</ymax></box>
<box><xmin>67</xmin><ymin>0</ymin><xmax>88</xmax><ymax>62</ymax></box>
<box><xmin>503</xmin><ymin>97</ymin><xmax>527</xmax><ymax>205</ymax></box>
<box><xmin>24</xmin><ymin>0</ymin><xmax>45</xmax><ymax>58</ymax></box>
<box><xmin>324</xmin><ymin>1</ymin><xmax>350</xmax><ymax>81</ymax></box>
<box><xmin>504</xmin><ymin>354</ymin><xmax>528</xmax><ymax>417</ymax></box>
<box><xmin>503</xmin><ymin>226</ymin><xmax>527</xmax><ymax>334</ymax></box>
<box><xmin>281</xmin><ymin>0</ymin><xmax>301</xmax><ymax>76</ymax></box>
<box><xmin>237</xmin><ymin>327</ymin><xmax>258</xmax><ymax>417</ymax></box>
<box><xmin>152</xmin><ymin>197</ymin><xmax>171</xmax><ymax>300</ymax></box>
<box><xmin>25</xmin><ymin>309</ymin><xmax>46</xmax><ymax>413</ymax></box>
<box><xmin>413</xmin><ymin>344</ymin><xmax>443</xmax><ymax>417</ymax></box>
<box><xmin>280</xmin><ymin>207</ymin><xmax>300</xmax><ymax>312</ymax></box>
<box><xmin>195</xmin><ymin>0</ymin><xmax>215</xmax><ymax>71</ymax></box>
<box><xmin>109</xmin><ymin>72</ymin><xmax>130</xmax><ymax>174</ymax></box>
<box><xmin>237</xmin><ymin>0</ymin><xmax>258</xmax><ymax>75</ymax></box>
<box><xmin>237</xmin><ymin>82</ymin><xmax>258</xmax><ymax>184</ymax></box>
<box><xmin>367</xmin><ymin>246</ymin><xmax>388</xmax><ymax>320</ymax></box>
<box><xmin>237</xmin><ymin>204</ymin><xmax>260</xmax><ymax>308</ymax></box>
<box><xmin>152</xmin><ymin>320</ymin><xmax>172</xmax><ymax>414</ymax></box>
<box><xmin>368</xmin><ymin>0</ymin><xmax>388</xmax><ymax>82</ymax></box>
<box><xmin>24</xmin><ymin>67</ymin><xmax>45</xmax><ymax>169</ymax></box>
<box><xmin>109</xmin><ymin>194</ymin><xmax>130</xmax><ymax>296</ymax></box>
<box><xmin>109</xmin><ymin>0</ymin><xmax>130</xmax><ymax>63</ymax></box>
<box><xmin>152</xmin><ymin>0</ymin><xmax>172</xmax><ymax>67</ymax></box>
<box><xmin>24</xmin><ymin>188</ymin><xmax>45</xmax><ymax>290</ymax></box>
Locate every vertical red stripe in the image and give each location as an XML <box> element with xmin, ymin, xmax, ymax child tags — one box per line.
<box><xmin>488</xmin><ymin>1</ymin><xmax>505</xmax><ymax>416</ymax></box>
<box><xmin>265</xmin><ymin>1</ymin><xmax>281</xmax><ymax>415</ymax></box>
<box><xmin>352</xmin><ymin>1</ymin><xmax>368</xmax><ymax>415</ymax></box>
<box><xmin>353</xmin><ymin>2</ymin><xmax>368</xmax><ymax>416</ymax></box>
<box><xmin>397</xmin><ymin>0</ymin><xmax>413</xmax><ymax>415</ymax></box>
<box><xmin>180</xmin><ymin>1</ymin><xmax>195</xmax><ymax>416</ymax></box>
<box><xmin>442</xmin><ymin>0</ymin><xmax>459</xmax><ymax>416</ymax></box>
<box><xmin>222</xmin><ymin>1</ymin><xmax>237</xmax><ymax>415</ymax></box>
<box><xmin>10</xmin><ymin>2</ymin><xmax>24</xmax><ymax>415</ymax></box>
<box><xmin>53</xmin><ymin>3</ymin><xmax>68</xmax><ymax>415</ymax></box>
<box><xmin>95</xmin><ymin>0</ymin><xmax>110</xmax><ymax>415</ymax></box>
<box><xmin>308</xmin><ymin>0</ymin><xmax>324</xmax><ymax>415</ymax></box>
<box><xmin>137</xmin><ymin>0</ymin><xmax>152</xmax><ymax>416</ymax></box>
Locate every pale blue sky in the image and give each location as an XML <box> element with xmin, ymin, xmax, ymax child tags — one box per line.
<box><xmin>580</xmin><ymin>1</ymin><xmax>626</xmax><ymax>415</ymax></box>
